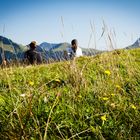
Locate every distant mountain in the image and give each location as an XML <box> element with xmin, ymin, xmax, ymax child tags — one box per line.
<box><xmin>126</xmin><ymin>38</ymin><xmax>140</xmax><ymax>49</ymax></box>
<box><xmin>37</xmin><ymin>42</ymin><xmax>102</xmax><ymax>60</ymax></box>
<box><xmin>132</xmin><ymin>38</ymin><xmax>140</xmax><ymax>47</ymax></box>
<box><xmin>39</xmin><ymin>42</ymin><xmax>58</xmax><ymax>51</ymax></box>
<box><xmin>0</xmin><ymin>36</ymin><xmax>27</xmax><ymax>64</ymax></box>
<box><xmin>0</xmin><ymin>36</ymin><xmax>27</xmax><ymax>52</ymax></box>
<box><xmin>82</xmin><ymin>48</ymin><xmax>103</xmax><ymax>56</ymax></box>
<box><xmin>38</xmin><ymin>42</ymin><xmax>70</xmax><ymax>51</ymax></box>
<box><xmin>0</xmin><ymin>36</ymin><xmax>104</xmax><ymax>64</ymax></box>
<box><xmin>35</xmin><ymin>42</ymin><xmax>71</xmax><ymax>61</ymax></box>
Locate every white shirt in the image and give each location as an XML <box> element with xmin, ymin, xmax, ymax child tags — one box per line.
<box><xmin>67</xmin><ymin>47</ymin><xmax>83</xmax><ymax>57</ymax></box>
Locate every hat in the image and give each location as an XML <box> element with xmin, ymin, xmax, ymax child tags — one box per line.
<box><xmin>29</xmin><ymin>41</ymin><xmax>37</xmax><ymax>49</ymax></box>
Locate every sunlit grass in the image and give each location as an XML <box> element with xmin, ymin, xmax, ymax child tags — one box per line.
<box><xmin>0</xmin><ymin>48</ymin><xmax>140</xmax><ymax>139</ymax></box>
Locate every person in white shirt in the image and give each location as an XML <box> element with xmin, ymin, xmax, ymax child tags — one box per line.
<box><xmin>66</xmin><ymin>39</ymin><xmax>83</xmax><ymax>59</ymax></box>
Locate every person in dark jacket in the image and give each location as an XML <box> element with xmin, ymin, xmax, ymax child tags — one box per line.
<box><xmin>24</xmin><ymin>41</ymin><xmax>42</xmax><ymax>64</ymax></box>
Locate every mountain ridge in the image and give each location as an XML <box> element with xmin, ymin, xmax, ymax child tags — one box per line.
<box><xmin>126</xmin><ymin>38</ymin><xmax>140</xmax><ymax>49</ymax></box>
<box><xmin>2</xmin><ymin>35</ymin><xmax>139</xmax><ymax>64</ymax></box>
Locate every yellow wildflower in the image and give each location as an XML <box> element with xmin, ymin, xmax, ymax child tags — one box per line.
<box><xmin>116</xmin><ymin>85</ymin><xmax>121</xmax><ymax>89</ymax></box>
<box><xmin>55</xmin><ymin>79</ymin><xmax>61</xmax><ymax>83</ymax></box>
<box><xmin>111</xmin><ymin>93</ymin><xmax>115</xmax><ymax>96</ymax></box>
<box><xmin>104</xmin><ymin>70</ymin><xmax>111</xmax><ymax>75</ymax></box>
<box><xmin>101</xmin><ymin>114</ymin><xmax>107</xmax><ymax>125</ymax></box>
<box><xmin>101</xmin><ymin>115</ymin><xmax>107</xmax><ymax>121</ymax></box>
<box><xmin>131</xmin><ymin>104</ymin><xmax>136</xmax><ymax>110</ymax></box>
<box><xmin>29</xmin><ymin>81</ymin><xmax>34</xmax><ymax>86</ymax></box>
<box><xmin>102</xmin><ymin>97</ymin><xmax>109</xmax><ymax>101</ymax></box>
<box><xmin>115</xmin><ymin>85</ymin><xmax>125</xmax><ymax>92</ymax></box>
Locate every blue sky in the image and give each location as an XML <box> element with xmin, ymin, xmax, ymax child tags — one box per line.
<box><xmin>0</xmin><ymin>0</ymin><xmax>140</xmax><ymax>50</ymax></box>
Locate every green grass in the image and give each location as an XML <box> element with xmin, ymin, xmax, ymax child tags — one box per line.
<box><xmin>1</xmin><ymin>48</ymin><xmax>140</xmax><ymax>139</ymax></box>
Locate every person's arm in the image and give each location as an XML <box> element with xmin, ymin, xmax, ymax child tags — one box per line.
<box><xmin>37</xmin><ymin>53</ymin><xmax>42</xmax><ymax>64</ymax></box>
<box><xmin>68</xmin><ymin>47</ymin><xmax>76</xmax><ymax>59</ymax></box>
<box><xmin>24</xmin><ymin>51</ymin><xmax>27</xmax><ymax>58</ymax></box>
<box><xmin>24</xmin><ymin>51</ymin><xmax>28</xmax><ymax>63</ymax></box>
<box><xmin>76</xmin><ymin>47</ymin><xmax>83</xmax><ymax>57</ymax></box>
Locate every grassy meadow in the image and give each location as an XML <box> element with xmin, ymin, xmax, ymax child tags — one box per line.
<box><xmin>0</xmin><ymin>48</ymin><xmax>140</xmax><ymax>139</ymax></box>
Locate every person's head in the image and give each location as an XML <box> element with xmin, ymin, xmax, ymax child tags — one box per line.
<box><xmin>71</xmin><ymin>39</ymin><xmax>78</xmax><ymax>52</ymax></box>
<box><xmin>29</xmin><ymin>41</ymin><xmax>37</xmax><ymax>49</ymax></box>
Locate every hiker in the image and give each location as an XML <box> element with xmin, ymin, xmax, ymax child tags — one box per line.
<box><xmin>66</xmin><ymin>39</ymin><xmax>83</xmax><ymax>59</ymax></box>
<box><xmin>24</xmin><ymin>41</ymin><xmax>42</xmax><ymax>64</ymax></box>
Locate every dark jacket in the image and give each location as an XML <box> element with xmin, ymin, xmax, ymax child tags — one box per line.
<box><xmin>24</xmin><ymin>49</ymin><xmax>42</xmax><ymax>64</ymax></box>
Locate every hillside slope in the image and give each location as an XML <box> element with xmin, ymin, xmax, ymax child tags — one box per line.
<box><xmin>0</xmin><ymin>48</ymin><xmax>140</xmax><ymax>139</ymax></box>
<box><xmin>126</xmin><ymin>38</ymin><xmax>140</xmax><ymax>49</ymax></box>
<box><xmin>0</xmin><ymin>36</ymin><xmax>27</xmax><ymax>63</ymax></box>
